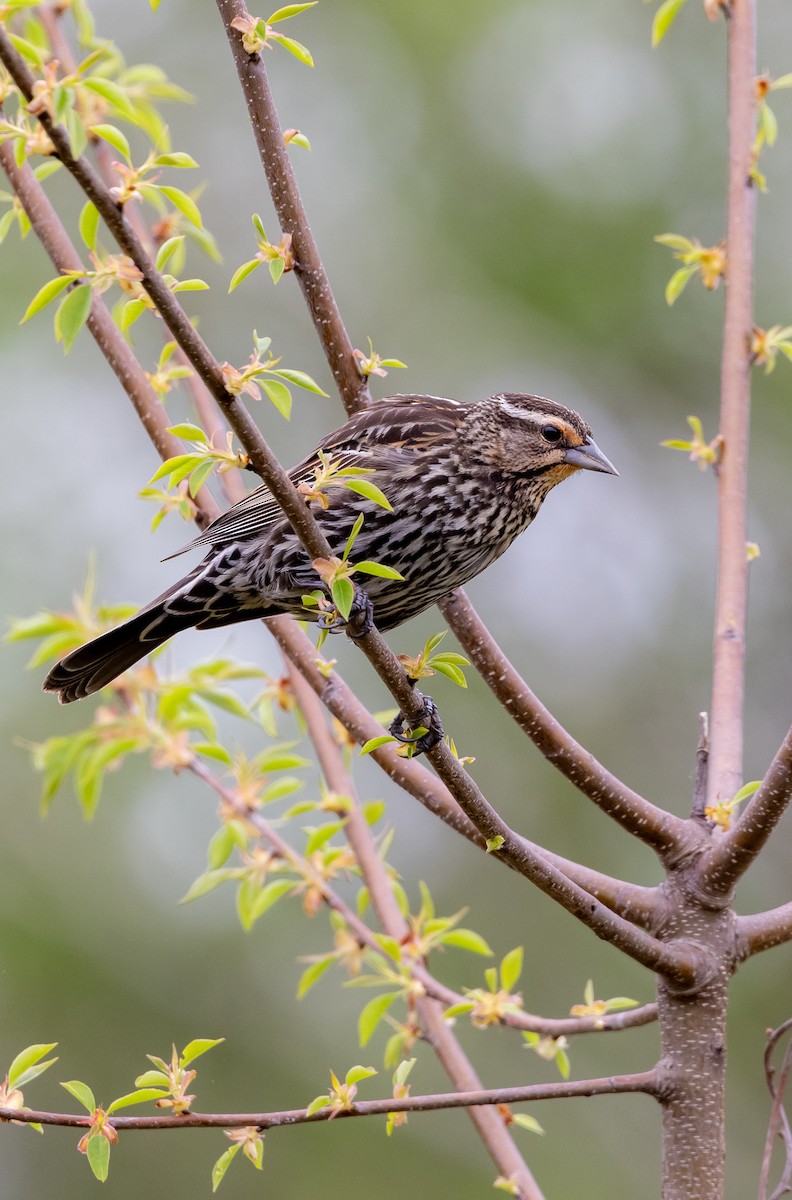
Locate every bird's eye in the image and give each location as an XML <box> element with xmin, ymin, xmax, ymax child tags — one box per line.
<box><xmin>541</xmin><ymin>424</ymin><xmax>563</xmax><ymax>443</ymax></box>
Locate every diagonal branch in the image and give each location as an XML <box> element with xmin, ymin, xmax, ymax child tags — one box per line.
<box><xmin>214</xmin><ymin>0</ymin><xmax>369</xmax><ymax>417</ymax></box>
<box><xmin>439</xmin><ymin>590</ymin><xmax>690</xmax><ymax>857</ymax></box>
<box><xmin>706</xmin><ymin>0</ymin><xmax>757</xmax><ymax>808</ymax></box>
<box><xmin>699</xmin><ymin>724</ymin><xmax>792</xmax><ymax>898</ymax></box>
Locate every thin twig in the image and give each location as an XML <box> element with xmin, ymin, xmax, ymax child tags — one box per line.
<box><xmin>691</xmin><ymin>712</ymin><xmax>710</xmax><ymax>821</ymax></box>
<box><xmin>0</xmin><ymin>1069</ymin><xmax>660</xmax><ymax>1131</ymax></box>
<box><xmin>706</xmin><ymin>0</ymin><xmax>757</xmax><ymax>808</ymax></box>
<box><xmin>698</xmin><ymin>724</ymin><xmax>792</xmax><ymax>897</ymax></box>
<box><xmin>215</xmin><ymin>0</ymin><xmax>370</xmax><ymax>417</ymax></box>
<box><xmin>760</xmin><ymin>1019</ymin><xmax>792</xmax><ymax>1200</ymax></box>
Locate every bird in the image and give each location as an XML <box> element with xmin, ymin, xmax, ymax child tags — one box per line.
<box><xmin>43</xmin><ymin>392</ymin><xmax>617</xmax><ymax>707</ymax></box>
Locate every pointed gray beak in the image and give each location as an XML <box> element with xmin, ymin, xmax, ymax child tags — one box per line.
<box><xmin>564</xmin><ymin>437</ymin><xmax>619</xmax><ymax>476</ymax></box>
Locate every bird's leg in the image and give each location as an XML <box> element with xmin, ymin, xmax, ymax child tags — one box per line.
<box><xmin>388</xmin><ymin>683</ymin><xmax>444</xmax><ymax>757</ymax></box>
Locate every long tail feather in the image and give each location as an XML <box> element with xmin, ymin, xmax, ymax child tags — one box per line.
<box><xmin>42</xmin><ymin>604</ymin><xmax>193</xmax><ymax>704</ymax></box>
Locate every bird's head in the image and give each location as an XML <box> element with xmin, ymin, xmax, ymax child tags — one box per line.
<box><xmin>470</xmin><ymin>393</ymin><xmax>618</xmax><ymax>484</ymax></box>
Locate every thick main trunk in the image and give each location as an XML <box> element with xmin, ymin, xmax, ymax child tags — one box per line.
<box><xmin>658</xmin><ymin>977</ymin><xmax>729</xmax><ymax>1200</ymax></box>
<box><xmin>656</xmin><ymin>887</ymin><xmax>736</xmax><ymax>1200</ymax></box>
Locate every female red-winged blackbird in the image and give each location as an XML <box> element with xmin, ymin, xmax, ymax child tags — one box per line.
<box><xmin>44</xmin><ymin>392</ymin><xmax>616</xmax><ymax>704</ymax></box>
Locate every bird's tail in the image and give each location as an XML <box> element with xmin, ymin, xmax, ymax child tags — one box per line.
<box><xmin>43</xmin><ymin>597</ymin><xmax>197</xmax><ymax>704</ymax></box>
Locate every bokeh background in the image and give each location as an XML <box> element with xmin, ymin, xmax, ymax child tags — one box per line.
<box><xmin>2</xmin><ymin>1</ymin><xmax>792</xmax><ymax>1196</ymax></box>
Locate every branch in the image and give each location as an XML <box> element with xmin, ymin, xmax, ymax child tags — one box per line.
<box><xmin>439</xmin><ymin>590</ymin><xmax>690</xmax><ymax>857</ymax></box>
<box><xmin>760</xmin><ymin>1019</ymin><xmax>792</xmax><ymax>1200</ymax></box>
<box><xmin>271</xmin><ymin>620</ymin><xmax>662</xmax><ymax>931</ymax></box>
<box><xmin>215</xmin><ymin>0</ymin><xmax>369</xmax><ymax>417</ymax></box>
<box><xmin>0</xmin><ymin>1070</ymin><xmax>660</xmax><ymax>1131</ymax></box>
<box><xmin>706</xmin><ymin>0</ymin><xmax>757</xmax><ymax>807</ymax></box>
<box><xmin>737</xmin><ymin>903</ymin><xmax>792</xmax><ymax>958</ymax></box>
<box><xmin>698</xmin><ymin>724</ymin><xmax>792</xmax><ymax>897</ymax></box>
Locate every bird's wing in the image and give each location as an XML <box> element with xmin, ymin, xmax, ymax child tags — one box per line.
<box><xmin>164</xmin><ymin>395</ymin><xmax>466</xmax><ymax>558</ymax></box>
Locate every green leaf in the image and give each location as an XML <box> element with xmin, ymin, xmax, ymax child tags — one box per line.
<box><xmin>82</xmin><ymin>76</ymin><xmax>135</xmax><ymax>117</ymax></box>
<box><xmin>134</xmin><ymin>1070</ymin><xmax>170</xmax><ymax>1088</ymax></box>
<box><xmin>78</xmin><ymin>201</ymin><xmax>100</xmax><ymax>251</ymax></box>
<box><xmin>90</xmin><ymin>122</ymin><xmax>132</xmax><ymax>161</ymax></box>
<box><xmin>55</xmin><ymin>284</ymin><xmax>93</xmax><ymax>352</ymax></box>
<box><xmin>212</xmin><ymin>1144</ymin><xmax>240</xmax><ymax>1191</ymax></box>
<box><xmin>305</xmin><ymin>1095</ymin><xmax>331</xmax><ymax>1116</ymax></box>
<box><xmin>360</xmin><ymin>735</ymin><xmax>398</xmax><ymax>755</ymax></box>
<box><xmin>179</xmin><ymin>868</ymin><xmax>239</xmax><ymax>904</ymax></box>
<box><xmin>343</xmin><ymin>513</ymin><xmax>365</xmax><ymax>561</ymax></box>
<box><xmin>86</xmin><ymin>1132</ymin><xmax>110</xmax><ymax>1182</ymax></box>
<box><xmin>157</xmin><ymin>185</ymin><xmax>203</xmax><ymax>228</ymax></box>
<box><xmin>500</xmin><ymin>946</ymin><xmax>523</xmax><ymax>992</ymax></box>
<box><xmin>358</xmin><ymin>992</ymin><xmax>399</xmax><ymax>1047</ymax></box>
<box><xmin>8</xmin><ymin>1043</ymin><xmax>58</xmax><ymax>1089</ymax></box>
<box><xmin>267</xmin><ymin>2</ymin><xmax>318</xmax><ymax>21</ymax></box>
<box><xmin>665</xmin><ymin>265</ymin><xmax>696</xmax><ymax>306</ymax></box>
<box><xmin>345</xmin><ymin>1064</ymin><xmax>377</xmax><ymax>1086</ymax></box>
<box><xmin>761</xmin><ymin>102</ymin><xmax>778</xmax><ymax>147</ymax></box>
<box><xmin>167</xmin><ymin>422</ymin><xmax>209</xmax><ymax>443</ymax></box>
<box><xmin>106</xmin><ymin>1088</ymin><xmax>167</xmax><ymax>1114</ymax></box>
<box><xmin>188</xmin><ymin>458</ymin><xmax>216</xmax><ymax>497</ymax></box>
<box><xmin>21</xmin><ymin>274</ymin><xmax>72</xmax><ymax>323</ymax></box>
<box><xmin>193</xmin><ymin>742</ymin><xmax>234</xmax><ymax>765</ymax></box>
<box><xmin>228</xmin><ymin>257</ymin><xmax>262</xmax><ymax>293</ymax></box>
<box><xmin>262</xmin><ymin>378</ymin><xmax>292</xmax><ymax>420</ymax></box>
<box><xmin>156</xmin><ymin>236</ymin><xmax>186</xmax><ymax>272</ymax></box>
<box><xmin>153</xmin><ymin>152</ymin><xmax>199</xmax><ymax>168</ymax></box>
<box><xmin>297</xmin><ymin>954</ymin><xmax>336</xmax><ymax>999</ymax></box>
<box><xmin>439</xmin><ymin>929</ymin><xmax>494</xmax><ymax>956</ymax></box>
<box><xmin>430</xmin><ymin>661</ymin><xmax>466</xmax><ymax>687</ymax></box>
<box><xmin>171</xmin><ymin>278</ymin><xmax>209</xmax><ymax>292</ymax></box>
<box><xmin>443</xmin><ymin>1001</ymin><xmax>476</xmax><ymax>1018</ymax></box>
<box><xmin>343</xmin><ymin>478</ymin><xmax>392</xmax><ymax>510</ymax></box>
<box><xmin>7</xmin><ymin>32</ymin><xmax>46</xmax><ymax>69</ymax></box>
<box><xmin>354</xmin><ymin>561</ymin><xmax>404</xmax><ymax>580</ymax></box>
<box><xmin>651</xmin><ymin>0</ymin><xmax>688</xmax><ymax>47</ymax></box>
<box><xmin>237</xmin><ymin>877</ymin><xmax>294</xmax><ymax>931</ymax></box>
<box><xmin>269</xmin><ymin>257</ymin><xmax>285</xmax><ymax>284</ymax></box>
<box><xmin>512</xmin><ymin>1113</ymin><xmax>544</xmax><ymax>1135</ymax></box>
<box><xmin>181</xmin><ymin>1037</ymin><xmax>225</xmax><ymax>1066</ymax></box>
<box><xmin>61</xmin><ymin>1079</ymin><xmax>96</xmax><ymax>1112</ymax></box>
<box><xmin>270</xmin><ymin>368</ymin><xmax>328</xmax><ymax>396</ymax></box>
<box><xmin>732</xmin><ymin>780</ymin><xmax>761</xmax><ymax>805</ymax></box>
<box><xmin>331</xmin><ymin>577</ymin><xmax>355</xmax><ymax>620</ymax></box>
<box><xmin>120</xmin><ymin>298</ymin><xmax>146</xmax><ymax>331</ymax></box>
<box><xmin>270</xmin><ymin>32</ymin><xmax>314</xmax><ymax>66</ymax></box>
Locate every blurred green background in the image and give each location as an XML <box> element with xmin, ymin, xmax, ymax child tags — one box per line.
<box><xmin>2</xmin><ymin>1</ymin><xmax>792</xmax><ymax>1196</ymax></box>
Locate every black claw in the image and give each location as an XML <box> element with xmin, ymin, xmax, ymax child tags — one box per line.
<box><xmin>317</xmin><ymin>588</ymin><xmax>374</xmax><ymax>638</ymax></box>
<box><xmin>389</xmin><ymin>693</ymin><xmax>444</xmax><ymax>757</ymax></box>
<box><xmin>345</xmin><ymin>589</ymin><xmax>375</xmax><ymax>640</ymax></box>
